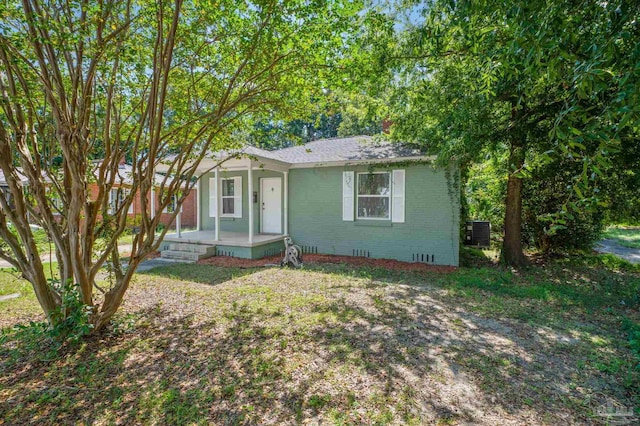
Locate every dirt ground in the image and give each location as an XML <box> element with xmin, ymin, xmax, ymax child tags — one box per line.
<box><xmin>1</xmin><ymin>259</ymin><xmax>637</xmax><ymax>425</ymax></box>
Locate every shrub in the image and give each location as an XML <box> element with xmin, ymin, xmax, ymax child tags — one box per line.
<box><xmin>48</xmin><ymin>279</ymin><xmax>94</xmax><ymax>342</ymax></box>
<box><xmin>522</xmin><ymin>159</ymin><xmax>604</xmax><ymax>253</ymax></box>
<box><xmin>0</xmin><ymin>280</ymin><xmax>93</xmax><ymax>362</ymax></box>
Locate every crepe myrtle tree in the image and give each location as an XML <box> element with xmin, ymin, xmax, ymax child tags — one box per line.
<box><xmin>0</xmin><ymin>0</ymin><xmax>359</xmax><ymax>331</ymax></box>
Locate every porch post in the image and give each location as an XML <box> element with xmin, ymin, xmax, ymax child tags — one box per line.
<box><xmin>214</xmin><ymin>168</ymin><xmax>220</xmax><ymax>241</ymax></box>
<box><xmin>284</xmin><ymin>170</ymin><xmax>289</xmax><ymax>235</ymax></box>
<box><xmin>196</xmin><ymin>176</ymin><xmax>201</xmax><ymax>231</ymax></box>
<box><xmin>150</xmin><ymin>185</ymin><xmax>155</xmax><ymax>219</ymax></box>
<box><xmin>176</xmin><ymin>209</ymin><xmax>182</xmax><ymax>238</ymax></box>
<box><xmin>248</xmin><ymin>161</ymin><xmax>254</xmax><ymax>244</ymax></box>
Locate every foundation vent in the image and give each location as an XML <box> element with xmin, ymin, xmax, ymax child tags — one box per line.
<box><xmin>301</xmin><ymin>245</ymin><xmax>318</xmax><ymax>254</ymax></box>
<box><xmin>352</xmin><ymin>249</ymin><xmax>370</xmax><ymax>258</ymax></box>
<box><xmin>216</xmin><ymin>249</ymin><xmax>235</xmax><ymax>257</ymax></box>
<box><xmin>413</xmin><ymin>253</ymin><xmax>435</xmax><ymax>263</ymax></box>
<box><xmin>263</xmin><ymin>248</ymin><xmax>284</xmax><ymax>257</ymax></box>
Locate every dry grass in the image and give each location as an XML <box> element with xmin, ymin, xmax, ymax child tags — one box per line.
<box><xmin>0</xmin><ymin>255</ymin><xmax>638</xmax><ymax>425</ymax></box>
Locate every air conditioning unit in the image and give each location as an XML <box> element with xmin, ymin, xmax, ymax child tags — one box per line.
<box><xmin>464</xmin><ymin>220</ymin><xmax>490</xmax><ymax>247</ymax></box>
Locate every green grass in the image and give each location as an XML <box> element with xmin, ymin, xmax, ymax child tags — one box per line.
<box><xmin>603</xmin><ymin>225</ymin><xmax>640</xmax><ymax>249</ymax></box>
<box><xmin>0</xmin><ymin>252</ymin><xmax>638</xmax><ymax>424</ymax></box>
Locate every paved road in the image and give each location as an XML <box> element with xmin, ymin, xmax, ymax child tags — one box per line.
<box><xmin>595</xmin><ymin>239</ymin><xmax>640</xmax><ymax>264</ymax></box>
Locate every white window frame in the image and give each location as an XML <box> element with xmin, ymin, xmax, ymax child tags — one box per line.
<box><xmin>109</xmin><ymin>187</ymin><xmax>134</xmax><ymax>214</ymax></box>
<box><xmin>221</xmin><ymin>177</ymin><xmax>241</xmax><ymax>218</ymax></box>
<box><xmin>356</xmin><ymin>171</ymin><xmax>391</xmax><ymax>221</ymax></box>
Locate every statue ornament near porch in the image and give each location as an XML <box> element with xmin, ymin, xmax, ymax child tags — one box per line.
<box><xmin>281</xmin><ymin>237</ymin><xmax>303</xmax><ymax>268</ymax></box>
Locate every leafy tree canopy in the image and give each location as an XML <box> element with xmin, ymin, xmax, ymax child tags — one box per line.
<box><xmin>367</xmin><ymin>0</ymin><xmax>640</xmax><ymax>263</ymax></box>
<box><xmin>0</xmin><ymin>0</ymin><xmax>362</xmax><ymax>331</ymax></box>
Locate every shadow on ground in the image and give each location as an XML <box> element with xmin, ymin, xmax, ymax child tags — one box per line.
<box><xmin>1</xmin><ymin>261</ymin><xmax>638</xmax><ymax>425</ymax></box>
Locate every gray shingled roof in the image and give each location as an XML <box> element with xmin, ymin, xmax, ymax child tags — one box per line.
<box><xmin>206</xmin><ymin>145</ymin><xmax>285</xmax><ymax>163</ymax></box>
<box><xmin>266</xmin><ymin>135</ymin><xmax>425</xmax><ymax>164</ymax></box>
<box><xmin>102</xmin><ymin>164</ymin><xmax>182</xmax><ymax>187</ymax></box>
<box><xmin>167</xmin><ymin>135</ymin><xmax>428</xmax><ymax>168</ymax></box>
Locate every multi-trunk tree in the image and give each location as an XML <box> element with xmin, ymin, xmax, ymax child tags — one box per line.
<box><xmin>373</xmin><ymin>0</ymin><xmax>639</xmax><ymax>265</ymax></box>
<box><xmin>0</xmin><ymin>0</ymin><xmax>359</xmax><ymax>331</ymax></box>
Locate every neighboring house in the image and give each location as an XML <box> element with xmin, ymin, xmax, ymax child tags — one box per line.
<box><xmin>92</xmin><ymin>162</ymin><xmax>197</xmax><ymax>229</ymax></box>
<box><xmin>158</xmin><ymin>136</ymin><xmax>460</xmax><ymax>266</ymax></box>
<box><xmin>0</xmin><ymin>169</ymin><xmax>28</xmax><ymax>214</ymax></box>
<box><xmin>0</xmin><ymin>164</ymin><xmax>197</xmax><ymax>230</ymax></box>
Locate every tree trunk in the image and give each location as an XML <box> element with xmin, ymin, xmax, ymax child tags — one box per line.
<box><xmin>502</xmin><ymin>141</ymin><xmax>527</xmax><ymax>267</ymax></box>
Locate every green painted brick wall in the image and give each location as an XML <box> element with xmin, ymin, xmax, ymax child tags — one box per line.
<box><xmin>200</xmin><ymin>169</ymin><xmax>285</xmax><ymax>233</ymax></box>
<box><xmin>288</xmin><ymin>163</ymin><xmax>460</xmax><ymax>266</ymax></box>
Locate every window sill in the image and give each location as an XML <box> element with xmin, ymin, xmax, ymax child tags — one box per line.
<box><xmin>354</xmin><ymin>220</ymin><xmax>392</xmax><ymax>227</ymax></box>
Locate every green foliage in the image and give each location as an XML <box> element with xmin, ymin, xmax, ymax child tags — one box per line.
<box><xmin>0</xmin><ymin>280</ymin><xmax>92</xmax><ymax>361</ymax></box>
<box><xmin>247</xmin><ymin>113</ymin><xmax>343</xmax><ymax>149</ymax></box>
<box><xmin>465</xmin><ymin>160</ymin><xmax>506</xmax><ymax>229</ymax></box>
<box><xmin>600</xmin><ymin>137</ymin><xmax>640</xmax><ymax>224</ymax></box>
<box><xmin>49</xmin><ymin>280</ymin><xmax>94</xmax><ymax>342</ymax></box>
<box><xmin>247</xmin><ymin>93</ymin><xmax>384</xmax><ymax>150</ymax></box>
<box><xmin>623</xmin><ymin>318</ymin><xmax>640</xmax><ymax>370</ymax></box>
<box><xmin>567</xmin><ymin>252</ymin><xmax>640</xmax><ymax>274</ymax></box>
<box><xmin>0</xmin><ymin>320</ymin><xmax>51</xmax><ymax>361</ymax></box>
<box><xmin>0</xmin><ymin>224</ymin><xmax>52</xmax><ymax>256</ymax></box>
<box><xmin>522</xmin><ymin>158</ymin><xmax>605</xmax><ymax>252</ymax></box>
<box><xmin>365</xmin><ymin>0</ymin><xmax>640</xmax><ymax>257</ymax></box>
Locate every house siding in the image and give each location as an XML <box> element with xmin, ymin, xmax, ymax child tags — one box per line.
<box><xmin>288</xmin><ymin>162</ymin><xmax>460</xmax><ymax>266</ymax></box>
<box><xmin>200</xmin><ymin>169</ymin><xmax>285</xmax><ymax>233</ymax></box>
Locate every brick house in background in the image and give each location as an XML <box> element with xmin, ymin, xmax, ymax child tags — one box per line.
<box><xmin>0</xmin><ymin>163</ymin><xmax>197</xmax><ymax>230</ymax></box>
<box><xmin>92</xmin><ymin>161</ymin><xmax>197</xmax><ymax>230</ymax></box>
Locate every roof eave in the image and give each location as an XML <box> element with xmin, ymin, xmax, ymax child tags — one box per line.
<box><xmin>286</xmin><ymin>155</ymin><xmax>436</xmax><ymax>169</ymax></box>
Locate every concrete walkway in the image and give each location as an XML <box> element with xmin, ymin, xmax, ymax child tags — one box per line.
<box><xmin>135</xmin><ymin>258</ymin><xmax>188</xmax><ymax>272</ymax></box>
<box><xmin>0</xmin><ymin>293</ymin><xmax>20</xmax><ymax>302</ymax></box>
<box><xmin>595</xmin><ymin>239</ymin><xmax>640</xmax><ymax>264</ymax></box>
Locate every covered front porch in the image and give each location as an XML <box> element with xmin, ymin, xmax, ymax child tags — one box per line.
<box><xmin>160</xmin><ymin>230</ymin><xmax>286</xmax><ymax>260</ymax></box>
<box><xmin>157</xmin><ymin>149</ymin><xmax>291</xmax><ymax>260</ymax></box>
<box><xmin>163</xmin><ymin>230</ymin><xmax>285</xmax><ymax>248</ymax></box>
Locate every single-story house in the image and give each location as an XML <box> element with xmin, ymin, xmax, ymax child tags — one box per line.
<box><xmin>158</xmin><ymin>136</ymin><xmax>460</xmax><ymax>266</ymax></box>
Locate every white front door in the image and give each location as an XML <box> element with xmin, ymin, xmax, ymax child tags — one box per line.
<box><xmin>261</xmin><ymin>177</ymin><xmax>282</xmax><ymax>234</ymax></box>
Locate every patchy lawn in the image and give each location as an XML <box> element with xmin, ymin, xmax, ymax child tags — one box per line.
<box><xmin>0</xmin><ymin>253</ymin><xmax>639</xmax><ymax>425</ymax></box>
<box><xmin>603</xmin><ymin>226</ymin><xmax>640</xmax><ymax>249</ymax></box>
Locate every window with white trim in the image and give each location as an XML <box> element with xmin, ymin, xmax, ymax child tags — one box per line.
<box><xmin>221</xmin><ymin>177</ymin><xmax>241</xmax><ymax>217</ymax></box>
<box><xmin>357</xmin><ymin>172</ymin><xmax>390</xmax><ymax>220</ymax></box>
<box><xmin>109</xmin><ymin>187</ymin><xmax>134</xmax><ymax>214</ymax></box>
